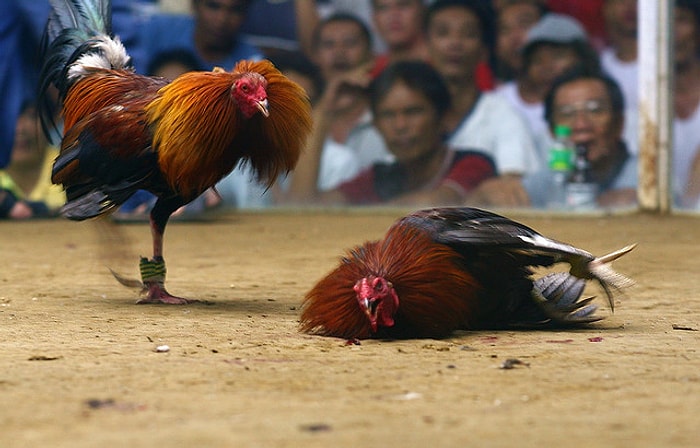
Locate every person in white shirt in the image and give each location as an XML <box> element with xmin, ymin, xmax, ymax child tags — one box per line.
<box><xmin>599</xmin><ymin>0</ymin><xmax>639</xmax><ymax>156</ymax></box>
<box><xmin>672</xmin><ymin>0</ymin><xmax>700</xmax><ymax>208</ymax></box>
<box><xmin>282</xmin><ymin>12</ymin><xmax>382</xmax><ymax>203</ymax></box>
<box><xmin>425</xmin><ymin>0</ymin><xmax>538</xmax><ymax>207</ymax></box>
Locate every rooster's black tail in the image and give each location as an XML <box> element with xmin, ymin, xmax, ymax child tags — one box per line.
<box><xmin>39</xmin><ymin>0</ymin><xmax>130</xmax><ymax>138</ymax></box>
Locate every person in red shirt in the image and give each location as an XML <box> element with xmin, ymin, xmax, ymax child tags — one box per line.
<box><xmin>285</xmin><ymin>60</ymin><xmax>496</xmax><ymax>205</ymax></box>
<box><xmin>370</xmin><ymin>0</ymin><xmax>430</xmax><ymax>77</ymax></box>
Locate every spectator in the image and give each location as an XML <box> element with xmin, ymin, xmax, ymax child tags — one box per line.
<box><xmin>524</xmin><ymin>67</ymin><xmax>637</xmax><ymax>209</ymax></box>
<box><xmin>283</xmin><ymin>60</ymin><xmax>496</xmax><ymax>205</ymax></box>
<box><xmin>0</xmin><ymin>102</ymin><xmax>65</xmax><ymax>219</ymax></box>
<box><xmin>600</xmin><ymin>0</ymin><xmax>638</xmax><ymax>156</ymax></box>
<box><xmin>370</xmin><ymin>0</ymin><xmax>430</xmax><ymax>76</ymax></box>
<box><xmin>131</xmin><ymin>0</ymin><xmax>262</xmax><ymax>73</ymax></box>
<box><xmin>672</xmin><ymin>0</ymin><xmax>700</xmax><ymax>207</ymax></box>
<box><xmin>496</xmin><ymin>13</ymin><xmax>600</xmax><ymax>163</ymax></box>
<box><xmin>284</xmin><ymin>12</ymin><xmax>382</xmax><ymax>203</ymax></box>
<box><xmin>494</xmin><ymin>0</ymin><xmax>546</xmax><ymax>82</ymax></box>
<box><xmin>424</xmin><ymin>0</ymin><xmax>539</xmax><ymax>207</ymax></box>
<box><xmin>317</xmin><ymin>0</ymin><xmax>383</xmax><ymax>53</ymax></box>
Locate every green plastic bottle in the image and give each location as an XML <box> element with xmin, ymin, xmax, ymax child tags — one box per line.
<box><xmin>546</xmin><ymin>125</ymin><xmax>574</xmax><ymax>209</ymax></box>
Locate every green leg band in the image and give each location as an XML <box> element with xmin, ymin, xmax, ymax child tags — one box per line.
<box><xmin>140</xmin><ymin>257</ymin><xmax>166</xmax><ymax>283</ymax></box>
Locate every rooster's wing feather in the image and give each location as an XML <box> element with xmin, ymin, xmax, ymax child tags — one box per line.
<box><xmin>403</xmin><ymin>207</ymin><xmax>596</xmax><ymax>268</ymax></box>
<box><xmin>403</xmin><ymin>207</ymin><xmax>634</xmax><ymax>313</ymax></box>
<box><xmin>52</xmin><ymin>72</ymin><xmax>167</xmax><ymax>219</ymax></box>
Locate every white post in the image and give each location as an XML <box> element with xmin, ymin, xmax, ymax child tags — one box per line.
<box><xmin>638</xmin><ymin>0</ymin><xmax>673</xmax><ymax>213</ymax></box>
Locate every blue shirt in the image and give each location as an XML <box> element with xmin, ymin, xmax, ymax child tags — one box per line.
<box><xmin>240</xmin><ymin>0</ymin><xmax>299</xmax><ymax>52</ymax></box>
<box><xmin>131</xmin><ymin>14</ymin><xmax>262</xmax><ymax>74</ymax></box>
<box><xmin>0</xmin><ymin>1</ymin><xmax>36</xmax><ymax>168</ymax></box>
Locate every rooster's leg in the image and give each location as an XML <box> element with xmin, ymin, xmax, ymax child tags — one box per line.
<box><xmin>137</xmin><ymin>198</ymin><xmax>193</xmax><ymax>304</ymax></box>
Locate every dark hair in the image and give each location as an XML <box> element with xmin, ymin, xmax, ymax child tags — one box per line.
<box><xmin>312</xmin><ymin>12</ymin><xmax>373</xmax><ymax>52</ymax></box>
<box><xmin>369</xmin><ymin>60</ymin><xmax>452</xmax><ymax>118</ymax></box>
<box><xmin>192</xmin><ymin>0</ymin><xmax>253</xmax><ymax>14</ymax></box>
<box><xmin>499</xmin><ymin>0</ymin><xmax>548</xmax><ymax>17</ymax></box>
<box><xmin>268</xmin><ymin>51</ymin><xmax>323</xmax><ymax>101</ymax></box>
<box><xmin>543</xmin><ymin>66</ymin><xmax>625</xmax><ymax>128</ymax></box>
<box><xmin>676</xmin><ymin>0</ymin><xmax>700</xmax><ymax>26</ymax></box>
<box><xmin>521</xmin><ymin>39</ymin><xmax>601</xmax><ymax>74</ymax></box>
<box><xmin>146</xmin><ymin>49</ymin><xmax>204</xmax><ymax>77</ymax></box>
<box><xmin>424</xmin><ymin>0</ymin><xmax>496</xmax><ymax>50</ymax></box>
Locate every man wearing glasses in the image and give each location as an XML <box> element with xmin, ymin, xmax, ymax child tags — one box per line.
<box><xmin>524</xmin><ymin>66</ymin><xmax>638</xmax><ymax>209</ymax></box>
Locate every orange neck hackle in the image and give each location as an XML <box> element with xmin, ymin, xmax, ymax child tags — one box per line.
<box><xmin>145</xmin><ymin>60</ymin><xmax>312</xmax><ymax>198</ymax></box>
<box><xmin>300</xmin><ymin>224</ymin><xmax>479</xmax><ymax>339</ymax></box>
<box><xmin>145</xmin><ymin>70</ymin><xmax>241</xmax><ymax>198</ymax></box>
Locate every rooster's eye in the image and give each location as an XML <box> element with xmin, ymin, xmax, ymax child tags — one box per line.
<box><xmin>240</xmin><ymin>83</ymin><xmax>249</xmax><ymax>92</ymax></box>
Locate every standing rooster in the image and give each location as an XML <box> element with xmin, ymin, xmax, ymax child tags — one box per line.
<box><xmin>300</xmin><ymin>207</ymin><xmax>635</xmax><ymax>339</ymax></box>
<box><xmin>39</xmin><ymin>0</ymin><xmax>312</xmax><ymax>303</ymax></box>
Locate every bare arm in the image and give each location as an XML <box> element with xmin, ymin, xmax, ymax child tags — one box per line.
<box><xmin>281</xmin><ymin>100</ymin><xmax>339</xmax><ymax>204</ymax></box>
<box><xmin>281</xmin><ymin>64</ymin><xmax>372</xmax><ymax>205</ymax></box>
<box><xmin>294</xmin><ymin>0</ymin><xmax>320</xmax><ymax>59</ymax></box>
<box><xmin>389</xmin><ymin>185</ymin><xmax>463</xmax><ymax>207</ymax></box>
<box><xmin>464</xmin><ymin>174</ymin><xmax>531</xmax><ymax>207</ymax></box>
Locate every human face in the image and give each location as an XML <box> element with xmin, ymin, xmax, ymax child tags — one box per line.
<box><xmin>372</xmin><ymin>0</ymin><xmax>425</xmax><ymax>51</ymax></box>
<box><xmin>11</xmin><ymin>106</ymin><xmax>45</xmax><ymax>168</ymax></box>
<box><xmin>674</xmin><ymin>6</ymin><xmax>700</xmax><ymax>68</ymax></box>
<box><xmin>526</xmin><ymin>44</ymin><xmax>581</xmax><ymax>93</ymax></box>
<box><xmin>193</xmin><ymin>0</ymin><xmax>247</xmax><ymax>49</ymax></box>
<box><xmin>426</xmin><ymin>6</ymin><xmax>486</xmax><ymax>82</ymax></box>
<box><xmin>552</xmin><ymin>79</ymin><xmax>620</xmax><ymax>163</ymax></box>
<box><xmin>497</xmin><ymin>2</ymin><xmax>541</xmax><ymax>73</ymax></box>
<box><xmin>603</xmin><ymin>0</ymin><xmax>637</xmax><ymax>37</ymax></box>
<box><xmin>314</xmin><ymin>20</ymin><xmax>372</xmax><ymax>80</ymax></box>
<box><xmin>373</xmin><ymin>81</ymin><xmax>442</xmax><ymax>163</ymax></box>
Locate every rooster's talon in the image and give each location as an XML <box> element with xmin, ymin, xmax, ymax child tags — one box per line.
<box><xmin>137</xmin><ymin>281</ymin><xmax>196</xmax><ymax>304</ymax></box>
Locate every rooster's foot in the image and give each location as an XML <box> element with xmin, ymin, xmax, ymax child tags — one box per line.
<box><xmin>532</xmin><ymin>273</ymin><xmax>601</xmax><ymax>324</ymax></box>
<box><xmin>133</xmin><ymin>256</ymin><xmax>196</xmax><ymax>304</ymax></box>
<box><xmin>137</xmin><ymin>282</ymin><xmax>195</xmax><ymax>304</ymax></box>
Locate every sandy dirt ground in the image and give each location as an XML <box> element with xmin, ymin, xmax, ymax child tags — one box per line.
<box><xmin>0</xmin><ymin>208</ymin><xmax>699</xmax><ymax>448</ymax></box>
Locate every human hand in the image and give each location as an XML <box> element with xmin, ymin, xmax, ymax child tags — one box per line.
<box><xmin>466</xmin><ymin>175</ymin><xmax>531</xmax><ymax>207</ymax></box>
<box><xmin>9</xmin><ymin>201</ymin><xmax>34</xmax><ymax>219</ymax></box>
<box><xmin>317</xmin><ymin>61</ymin><xmax>373</xmax><ymax>115</ymax></box>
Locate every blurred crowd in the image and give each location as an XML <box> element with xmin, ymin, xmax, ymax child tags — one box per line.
<box><xmin>2</xmin><ymin>0</ymin><xmax>700</xmax><ymax>220</ymax></box>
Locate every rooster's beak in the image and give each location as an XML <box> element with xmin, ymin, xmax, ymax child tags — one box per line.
<box><xmin>256</xmin><ymin>99</ymin><xmax>269</xmax><ymax>117</ymax></box>
<box><xmin>362</xmin><ymin>299</ymin><xmax>379</xmax><ymax>333</ymax></box>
